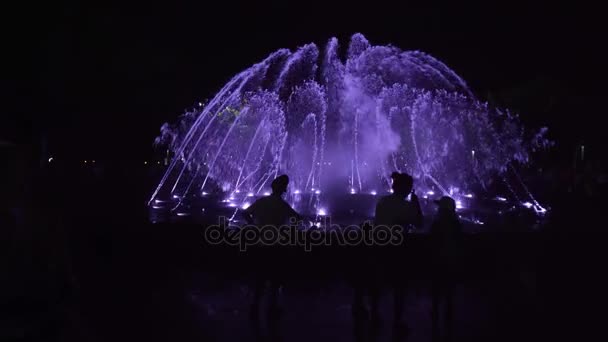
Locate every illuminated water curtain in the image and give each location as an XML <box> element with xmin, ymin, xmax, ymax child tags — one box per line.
<box><xmin>151</xmin><ymin>34</ymin><xmax>550</xmax><ymax>215</ymax></box>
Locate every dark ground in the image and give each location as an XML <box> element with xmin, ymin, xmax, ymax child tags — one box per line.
<box><xmin>1</xmin><ymin>161</ymin><xmax>606</xmax><ymax>341</ymax></box>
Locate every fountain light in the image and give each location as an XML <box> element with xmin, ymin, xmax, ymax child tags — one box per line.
<box><xmin>495</xmin><ymin>196</ymin><xmax>507</xmax><ymax>202</ymax></box>
<box><xmin>522</xmin><ymin>201</ymin><xmax>533</xmax><ymax>209</ymax></box>
<box><xmin>456</xmin><ymin>200</ymin><xmax>464</xmax><ymax>209</ymax></box>
<box><xmin>247</xmin><ymin>192</ymin><xmax>254</xmax><ymax>197</ymax></box>
<box><xmin>263</xmin><ymin>191</ymin><xmax>270</xmax><ymax>196</ymax></box>
<box><xmin>235</xmin><ymin>189</ymin><xmax>241</xmax><ymax>193</ymax></box>
<box><xmin>317</xmin><ymin>208</ymin><xmax>327</xmax><ymax>216</ymax></box>
<box><xmin>370</xmin><ymin>190</ymin><xmax>377</xmax><ymax>195</ymax></box>
<box><xmin>427</xmin><ymin>190</ymin><xmax>435</xmax><ymax>196</ymax></box>
<box><xmin>201</xmin><ymin>191</ymin><xmax>208</xmax><ymax>196</ymax></box>
<box><xmin>315</xmin><ymin>189</ymin><xmax>321</xmax><ymax>194</ymax></box>
<box><xmin>228</xmin><ymin>203</ymin><xmax>237</xmax><ymax>207</ymax></box>
<box><xmin>241</xmin><ymin>202</ymin><xmax>250</xmax><ymax>210</ymax></box>
<box><xmin>465</xmin><ymin>193</ymin><xmax>474</xmax><ymax>198</ymax></box>
<box><xmin>176</xmin><ymin>212</ymin><xmax>190</xmax><ymax>216</ymax></box>
<box><xmin>350</xmin><ymin>188</ymin><xmax>356</xmax><ymax>194</ymax></box>
<box><xmin>152</xmin><ymin>205</ymin><xmax>164</xmax><ymax>209</ymax></box>
<box><xmin>294</xmin><ymin>189</ymin><xmax>301</xmax><ymax>194</ymax></box>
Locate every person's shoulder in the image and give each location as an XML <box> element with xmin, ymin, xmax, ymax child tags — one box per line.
<box><xmin>378</xmin><ymin>194</ymin><xmax>393</xmax><ymax>203</ymax></box>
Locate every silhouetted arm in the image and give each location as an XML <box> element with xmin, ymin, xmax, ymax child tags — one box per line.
<box><xmin>286</xmin><ymin>202</ymin><xmax>302</xmax><ymax>223</ymax></box>
<box><xmin>242</xmin><ymin>201</ymin><xmax>257</xmax><ymax>225</ymax></box>
<box><xmin>410</xmin><ymin>192</ymin><xmax>424</xmax><ymax>229</ymax></box>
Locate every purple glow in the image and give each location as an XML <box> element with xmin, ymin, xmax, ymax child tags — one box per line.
<box><xmin>456</xmin><ymin>200</ymin><xmax>464</xmax><ymax>209</ymax></box>
<box><xmin>241</xmin><ymin>202</ymin><xmax>251</xmax><ymax>209</ymax></box>
<box><xmin>370</xmin><ymin>190</ymin><xmax>377</xmax><ymax>195</ymax></box>
<box><xmin>317</xmin><ymin>208</ymin><xmax>327</xmax><ymax>216</ymax></box>
<box><xmin>201</xmin><ymin>191</ymin><xmax>209</xmax><ymax>196</ymax></box>
<box><xmin>228</xmin><ymin>203</ymin><xmax>237</xmax><ymax>207</ymax></box>
<box><xmin>465</xmin><ymin>193</ymin><xmax>474</xmax><ymax>198</ymax></box>
<box><xmin>294</xmin><ymin>189</ymin><xmax>301</xmax><ymax>194</ymax></box>
<box><xmin>427</xmin><ymin>190</ymin><xmax>435</xmax><ymax>196</ymax></box>
<box><xmin>247</xmin><ymin>192</ymin><xmax>254</xmax><ymax>197</ymax></box>
<box><xmin>315</xmin><ymin>189</ymin><xmax>321</xmax><ymax>194</ymax></box>
<box><xmin>151</xmin><ymin>34</ymin><xmax>548</xmax><ymax>215</ymax></box>
<box><xmin>263</xmin><ymin>191</ymin><xmax>271</xmax><ymax>196</ymax></box>
<box><xmin>495</xmin><ymin>196</ymin><xmax>507</xmax><ymax>202</ymax></box>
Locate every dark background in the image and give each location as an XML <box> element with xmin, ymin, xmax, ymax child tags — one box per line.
<box><xmin>1</xmin><ymin>0</ymin><xmax>604</xmax><ymax>162</ymax></box>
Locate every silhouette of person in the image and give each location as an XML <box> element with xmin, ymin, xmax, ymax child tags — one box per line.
<box><xmin>430</xmin><ymin>196</ymin><xmax>463</xmax><ymax>342</ymax></box>
<box><xmin>242</xmin><ymin>174</ymin><xmax>301</xmax><ymax>320</ymax></box>
<box><xmin>353</xmin><ymin>172</ymin><xmax>423</xmax><ymax>327</ymax></box>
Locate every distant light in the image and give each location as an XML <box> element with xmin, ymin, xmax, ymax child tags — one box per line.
<box><xmin>152</xmin><ymin>205</ymin><xmax>164</xmax><ymax>209</ymax></box>
<box><xmin>228</xmin><ymin>203</ymin><xmax>237</xmax><ymax>207</ymax></box>
<box><xmin>427</xmin><ymin>190</ymin><xmax>435</xmax><ymax>196</ymax></box>
<box><xmin>495</xmin><ymin>196</ymin><xmax>507</xmax><ymax>202</ymax></box>
<box><xmin>229</xmin><ymin>196</ymin><xmax>235</xmax><ymax>201</ymax></box>
<box><xmin>315</xmin><ymin>189</ymin><xmax>321</xmax><ymax>195</ymax></box>
<box><xmin>48</xmin><ymin>157</ymin><xmax>53</xmax><ymax>163</ymax></box>
<box><xmin>311</xmin><ymin>188</ymin><xmax>315</xmax><ymax>192</ymax></box>
<box><xmin>423</xmin><ymin>195</ymin><xmax>428</xmax><ymax>199</ymax></box>
<box><xmin>263</xmin><ymin>191</ymin><xmax>270</xmax><ymax>196</ymax></box>
<box><xmin>522</xmin><ymin>201</ymin><xmax>533</xmax><ymax>209</ymax></box>
<box><xmin>144</xmin><ymin>161</ymin><xmax>148</xmax><ymax>165</ymax></box>
<box><xmin>533</xmin><ymin>203</ymin><xmax>548</xmax><ymax>214</ymax></box>
<box><xmin>235</xmin><ymin>189</ymin><xmax>241</xmax><ymax>193</ymax></box>
<box><xmin>465</xmin><ymin>193</ymin><xmax>473</xmax><ymax>198</ymax></box>
<box><xmin>471</xmin><ymin>150</ymin><xmax>475</xmax><ymax>158</ymax></box>
<box><xmin>317</xmin><ymin>208</ymin><xmax>327</xmax><ymax>216</ymax></box>
<box><xmin>201</xmin><ymin>191</ymin><xmax>208</xmax><ymax>196</ymax></box>
<box><xmin>315</xmin><ymin>222</ymin><xmax>321</xmax><ymax>228</ymax></box>
<box><xmin>84</xmin><ymin>160</ymin><xmax>87</xmax><ymax>164</ymax></box>
<box><xmin>370</xmin><ymin>190</ymin><xmax>377</xmax><ymax>195</ymax></box>
<box><xmin>474</xmin><ymin>219</ymin><xmax>484</xmax><ymax>225</ymax></box>
<box><xmin>350</xmin><ymin>188</ymin><xmax>356</xmax><ymax>194</ymax></box>
<box><xmin>241</xmin><ymin>202</ymin><xmax>250</xmax><ymax>210</ymax></box>
<box><xmin>294</xmin><ymin>190</ymin><xmax>301</xmax><ymax>194</ymax></box>
<box><xmin>157</xmin><ymin>161</ymin><xmax>160</xmax><ymax>165</ymax></box>
<box><xmin>92</xmin><ymin>160</ymin><xmax>96</xmax><ymax>163</ymax></box>
<box><xmin>247</xmin><ymin>192</ymin><xmax>254</xmax><ymax>197</ymax></box>
<box><xmin>176</xmin><ymin>212</ymin><xmax>190</xmax><ymax>217</ymax></box>
<box><xmin>390</xmin><ymin>189</ymin><xmax>394</xmax><ymax>193</ymax></box>
<box><xmin>456</xmin><ymin>200</ymin><xmax>464</xmax><ymax>209</ymax></box>
<box><xmin>172</xmin><ymin>194</ymin><xmax>180</xmax><ymax>199</ymax></box>
<box><xmin>198</xmin><ymin>102</ymin><xmax>203</xmax><ymax>106</ymax></box>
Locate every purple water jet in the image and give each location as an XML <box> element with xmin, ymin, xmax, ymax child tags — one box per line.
<box><xmin>151</xmin><ymin>34</ymin><xmax>549</xmax><ymax>219</ymax></box>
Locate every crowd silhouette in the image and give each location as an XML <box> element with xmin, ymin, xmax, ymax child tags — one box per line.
<box><xmin>242</xmin><ymin>173</ymin><xmax>464</xmax><ymax>341</ymax></box>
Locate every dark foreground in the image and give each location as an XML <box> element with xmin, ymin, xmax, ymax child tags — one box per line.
<box><xmin>2</xmin><ymin>164</ymin><xmax>606</xmax><ymax>341</ymax></box>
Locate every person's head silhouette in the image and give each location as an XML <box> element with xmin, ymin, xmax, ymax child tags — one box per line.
<box><xmin>271</xmin><ymin>175</ymin><xmax>289</xmax><ymax>195</ymax></box>
<box><xmin>434</xmin><ymin>196</ymin><xmax>456</xmax><ymax>216</ymax></box>
<box><xmin>391</xmin><ymin>172</ymin><xmax>413</xmax><ymax>197</ymax></box>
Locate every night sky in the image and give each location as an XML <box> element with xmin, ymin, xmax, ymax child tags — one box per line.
<box><xmin>2</xmin><ymin>1</ymin><xmax>603</xmax><ymax>162</ymax></box>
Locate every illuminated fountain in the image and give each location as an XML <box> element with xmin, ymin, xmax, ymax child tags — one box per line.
<box><xmin>150</xmin><ymin>34</ymin><xmax>550</xmax><ymax>226</ymax></box>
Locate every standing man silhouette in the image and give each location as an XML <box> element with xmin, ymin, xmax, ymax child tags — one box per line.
<box><xmin>358</xmin><ymin>172</ymin><xmax>423</xmax><ymax>326</ymax></box>
<box><xmin>243</xmin><ymin>174</ymin><xmax>301</xmax><ymax>320</ymax></box>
